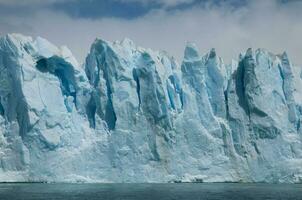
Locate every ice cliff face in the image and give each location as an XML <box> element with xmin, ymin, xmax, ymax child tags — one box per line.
<box><xmin>0</xmin><ymin>34</ymin><xmax>302</xmax><ymax>183</ymax></box>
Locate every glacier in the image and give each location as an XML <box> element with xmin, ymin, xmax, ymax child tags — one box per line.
<box><xmin>0</xmin><ymin>33</ymin><xmax>302</xmax><ymax>183</ymax></box>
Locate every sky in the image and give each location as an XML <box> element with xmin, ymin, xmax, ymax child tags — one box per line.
<box><xmin>1</xmin><ymin>0</ymin><xmax>302</xmax><ymax>65</ymax></box>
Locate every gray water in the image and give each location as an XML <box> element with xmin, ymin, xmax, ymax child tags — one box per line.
<box><xmin>0</xmin><ymin>183</ymin><xmax>301</xmax><ymax>200</ymax></box>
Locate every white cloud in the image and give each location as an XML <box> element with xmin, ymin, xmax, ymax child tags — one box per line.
<box><xmin>1</xmin><ymin>0</ymin><xmax>302</xmax><ymax>66</ymax></box>
<box><xmin>0</xmin><ymin>0</ymin><xmax>193</xmax><ymax>7</ymax></box>
<box><xmin>117</xmin><ymin>0</ymin><xmax>195</xmax><ymax>7</ymax></box>
<box><xmin>157</xmin><ymin>0</ymin><xmax>195</xmax><ymax>7</ymax></box>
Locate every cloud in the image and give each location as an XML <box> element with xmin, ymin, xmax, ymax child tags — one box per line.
<box><xmin>117</xmin><ymin>0</ymin><xmax>196</xmax><ymax>7</ymax></box>
<box><xmin>51</xmin><ymin>0</ymin><xmax>161</xmax><ymax>19</ymax></box>
<box><xmin>0</xmin><ymin>0</ymin><xmax>302</xmax><ymax>66</ymax></box>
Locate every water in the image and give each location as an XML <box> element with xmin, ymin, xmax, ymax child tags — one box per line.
<box><xmin>0</xmin><ymin>183</ymin><xmax>301</xmax><ymax>200</ymax></box>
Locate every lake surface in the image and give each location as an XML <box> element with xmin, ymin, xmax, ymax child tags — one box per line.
<box><xmin>0</xmin><ymin>183</ymin><xmax>301</xmax><ymax>200</ymax></box>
